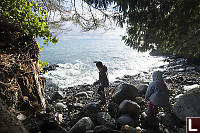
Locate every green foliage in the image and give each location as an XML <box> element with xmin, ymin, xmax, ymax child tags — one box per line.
<box><xmin>86</xmin><ymin>0</ymin><xmax>200</xmax><ymax>58</ymax></box>
<box><xmin>121</xmin><ymin>0</ymin><xmax>200</xmax><ymax>57</ymax></box>
<box><xmin>1</xmin><ymin>0</ymin><xmax>59</xmax><ymax>72</ymax></box>
<box><xmin>0</xmin><ymin>0</ymin><xmax>58</xmax><ymax>46</ymax></box>
<box><xmin>38</xmin><ymin>60</ymin><xmax>48</xmax><ymax>73</ymax></box>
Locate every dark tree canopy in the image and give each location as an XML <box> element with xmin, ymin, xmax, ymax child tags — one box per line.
<box><xmin>3</xmin><ymin>0</ymin><xmax>199</xmax><ymax>58</ymax></box>
<box><xmin>85</xmin><ymin>0</ymin><xmax>200</xmax><ymax>58</ymax></box>
<box><xmin>0</xmin><ymin>0</ymin><xmax>58</xmax><ymax>47</ymax></box>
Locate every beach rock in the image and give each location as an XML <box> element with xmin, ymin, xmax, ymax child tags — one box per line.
<box><xmin>175</xmin><ymin>68</ymin><xmax>185</xmax><ymax>72</ymax></box>
<box><xmin>174</xmin><ymin>94</ymin><xmax>184</xmax><ymax>100</ymax></box>
<box><xmin>43</xmin><ymin>64</ymin><xmax>59</xmax><ymax>71</ymax></box>
<box><xmin>50</xmin><ymin>91</ymin><xmax>64</xmax><ymax>102</ymax></box>
<box><xmin>68</xmin><ymin>117</ymin><xmax>94</xmax><ymax>133</ymax></box>
<box><xmin>40</xmin><ymin>122</ymin><xmax>68</xmax><ymax>133</ymax></box>
<box><xmin>55</xmin><ymin>102</ymin><xmax>67</xmax><ymax>110</ymax></box>
<box><xmin>86</xmin><ymin>91</ymin><xmax>94</xmax><ymax>97</ymax></box>
<box><xmin>158</xmin><ymin>112</ymin><xmax>176</xmax><ymax>127</ymax></box>
<box><xmin>183</xmin><ymin>84</ymin><xmax>200</xmax><ymax>92</ymax></box>
<box><xmin>82</xmin><ymin>102</ymin><xmax>100</xmax><ymax>114</ymax></box>
<box><xmin>119</xmin><ymin>100</ymin><xmax>140</xmax><ymax>116</ymax></box>
<box><xmin>24</xmin><ymin>114</ymin><xmax>67</xmax><ymax>133</ymax></box>
<box><xmin>121</xmin><ymin>125</ymin><xmax>137</xmax><ymax>133</ymax></box>
<box><xmin>172</xmin><ymin>87</ymin><xmax>200</xmax><ymax>121</ymax></box>
<box><xmin>96</xmin><ymin>112</ymin><xmax>116</xmax><ymax>129</ymax></box>
<box><xmin>85</xmin><ymin>130</ymin><xmax>94</xmax><ymax>133</ymax></box>
<box><xmin>73</xmin><ymin>103</ymin><xmax>84</xmax><ymax>109</ymax></box>
<box><xmin>134</xmin><ymin>97</ymin><xmax>146</xmax><ymax>107</ymax></box>
<box><xmin>117</xmin><ymin>115</ymin><xmax>134</xmax><ymax>127</ymax></box>
<box><xmin>137</xmin><ymin>84</ymin><xmax>148</xmax><ymax>95</ymax></box>
<box><xmin>80</xmin><ymin>102</ymin><xmax>100</xmax><ymax>122</ymax></box>
<box><xmin>141</xmin><ymin>116</ymin><xmax>159</xmax><ymax>129</ymax></box>
<box><xmin>113</xmin><ymin>80</ymin><xmax>122</xmax><ymax>87</ymax></box>
<box><xmin>108</xmin><ymin>101</ymin><xmax>119</xmax><ymax>118</ymax></box>
<box><xmin>141</xmin><ymin>112</ymin><xmax>147</xmax><ymax>119</ymax></box>
<box><xmin>17</xmin><ymin>114</ymin><xmax>27</xmax><ymax>121</ymax></box>
<box><xmin>94</xmin><ymin>125</ymin><xmax>122</xmax><ymax>133</ymax></box>
<box><xmin>186</xmin><ymin>67</ymin><xmax>196</xmax><ymax>71</ymax></box>
<box><xmin>149</xmin><ymin>49</ymin><xmax>169</xmax><ymax>56</ymax></box>
<box><xmin>177</xmin><ymin>128</ymin><xmax>186</xmax><ymax>133</ymax></box>
<box><xmin>185</xmin><ymin>80</ymin><xmax>196</xmax><ymax>85</ymax></box>
<box><xmin>75</xmin><ymin>92</ymin><xmax>89</xmax><ymax>98</ymax></box>
<box><xmin>112</xmin><ymin>84</ymin><xmax>138</xmax><ymax>104</ymax></box>
<box><xmin>164</xmin><ymin>77</ymin><xmax>173</xmax><ymax>83</ymax></box>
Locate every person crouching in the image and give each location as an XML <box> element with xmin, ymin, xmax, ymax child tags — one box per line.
<box><xmin>145</xmin><ymin>71</ymin><xmax>170</xmax><ymax>117</ymax></box>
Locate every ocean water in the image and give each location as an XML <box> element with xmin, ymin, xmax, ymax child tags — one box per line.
<box><xmin>39</xmin><ymin>29</ymin><xmax>167</xmax><ymax>88</ymax></box>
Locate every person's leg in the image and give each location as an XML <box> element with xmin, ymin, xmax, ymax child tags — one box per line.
<box><xmin>98</xmin><ymin>86</ymin><xmax>106</xmax><ymax>104</ymax></box>
<box><xmin>147</xmin><ymin>101</ymin><xmax>158</xmax><ymax>117</ymax></box>
<box><xmin>152</xmin><ymin>103</ymin><xmax>158</xmax><ymax>116</ymax></box>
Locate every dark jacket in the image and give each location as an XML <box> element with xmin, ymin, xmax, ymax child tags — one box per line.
<box><xmin>94</xmin><ymin>65</ymin><xmax>109</xmax><ymax>87</ymax></box>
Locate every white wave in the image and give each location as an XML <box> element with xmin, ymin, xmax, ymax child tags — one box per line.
<box><xmin>42</xmin><ymin>51</ymin><xmax>167</xmax><ymax>88</ymax></box>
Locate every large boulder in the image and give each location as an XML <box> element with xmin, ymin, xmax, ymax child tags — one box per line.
<box><xmin>79</xmin><ymin>102</ymin><xmax>100</xmax><ymax>123</ymax></box>
<box><xmin>94</xmin><ymin>125</ymin><xmax>122</xmax><ymax>133</ymax></box>
<box><xmin>117</xmin><ymin>115</ymin><xmax>134</xmax><ymax>127</ymax></box>
<box><xmin>108</xmin><ymin>101</ymin><xmax>119</xmax><ymax>118</ymax></box>
<box><xmin>112</xmin><ymin>84</ymin><xmax>138</xmax><ymax>104</ymax></box>
<box><xmin>158</xmin><ymin>112</ymin><xmax>177</xmax><ymax>127</ymax></box>
<box><xmin>137</xmin><ymin>84</ymin><xmax>148</xmax><ymax>95</ymax></box>
<box><xmin>119</xmin><ymin>100</ymin><xmax>140</xmax><ymax>116</ymax></box>
<box><xmin>96</xmin><ymin>112</ymin><xmax>117</xmax><ymax>129</ymax></box>
<box><xmin>82</xmin><ymin>102</ymin><xmax>100</xmax><ymax>114</ymax></box>
<box><xmin>68</xmin><ymin>117</ymin><xmax>94</xmax><ymax>133</ymax></box>
<box><xmin>172</xmin><ymin>87</ymin><xmax>200</xmax><ymax>121</ymax></box>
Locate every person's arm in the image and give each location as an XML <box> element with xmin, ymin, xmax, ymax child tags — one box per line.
<box><xmin>145</xmin><ymin>83</ymin><xmax>154</xmax><ymax>100</ymax></box>
<box><xmin>94</xmin><ymin>70</ymin><xmax>108</xmax><ymax>85</ymax></box>
<box><xmin>93</xmin><ymin>80</ymin><xmax>100</xmax><ymax>86</ymax></box>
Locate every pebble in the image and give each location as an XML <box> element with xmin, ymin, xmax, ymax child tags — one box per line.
<box><xmin>55</xmin><ymin>102</ymin><xmax>67</xmax><ymax>110</ymax></box>
<box><xmin>17</xmin><ymin>114</ymin><xmax>27</xmax><ymax>121</ymax></box>
<box><xmin>41</xmin><ymin>57</ymin><xmax>200</xmax><ymax>133</ymax></box>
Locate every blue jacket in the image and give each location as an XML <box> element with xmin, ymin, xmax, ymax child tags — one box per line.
<box><xmin>145</xmin><ymin>71</ymin><xmax>169</xmax><ymax>107</ymax></box>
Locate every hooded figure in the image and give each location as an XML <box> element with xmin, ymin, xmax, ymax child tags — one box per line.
<box><xmin>145</xmin><ymin>71</ymin><xmax>169</xmax><ymax>116</ymax></box>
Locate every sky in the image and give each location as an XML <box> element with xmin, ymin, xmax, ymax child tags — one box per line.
<box><xmin>47</xmin><ymin>0</ymin><xmax>126</xmax><ymax>41</ymax></box>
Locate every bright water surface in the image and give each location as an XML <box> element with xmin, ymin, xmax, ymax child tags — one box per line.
<box><xmin>39</xmin><ymin>28</ymin><xmax>167</xmax><ymax>88</ymax></box>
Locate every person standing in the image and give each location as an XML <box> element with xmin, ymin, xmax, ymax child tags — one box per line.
<box><xmin>93</xmin><ymin>61</ymin><xmax>109</xmax><ymax>104</ymax></box>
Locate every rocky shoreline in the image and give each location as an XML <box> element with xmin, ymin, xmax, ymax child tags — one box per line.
<box><xmin>20</xmin><ymin>55</ymin><xmax>200</xmax><ymax>133</ymax></box>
